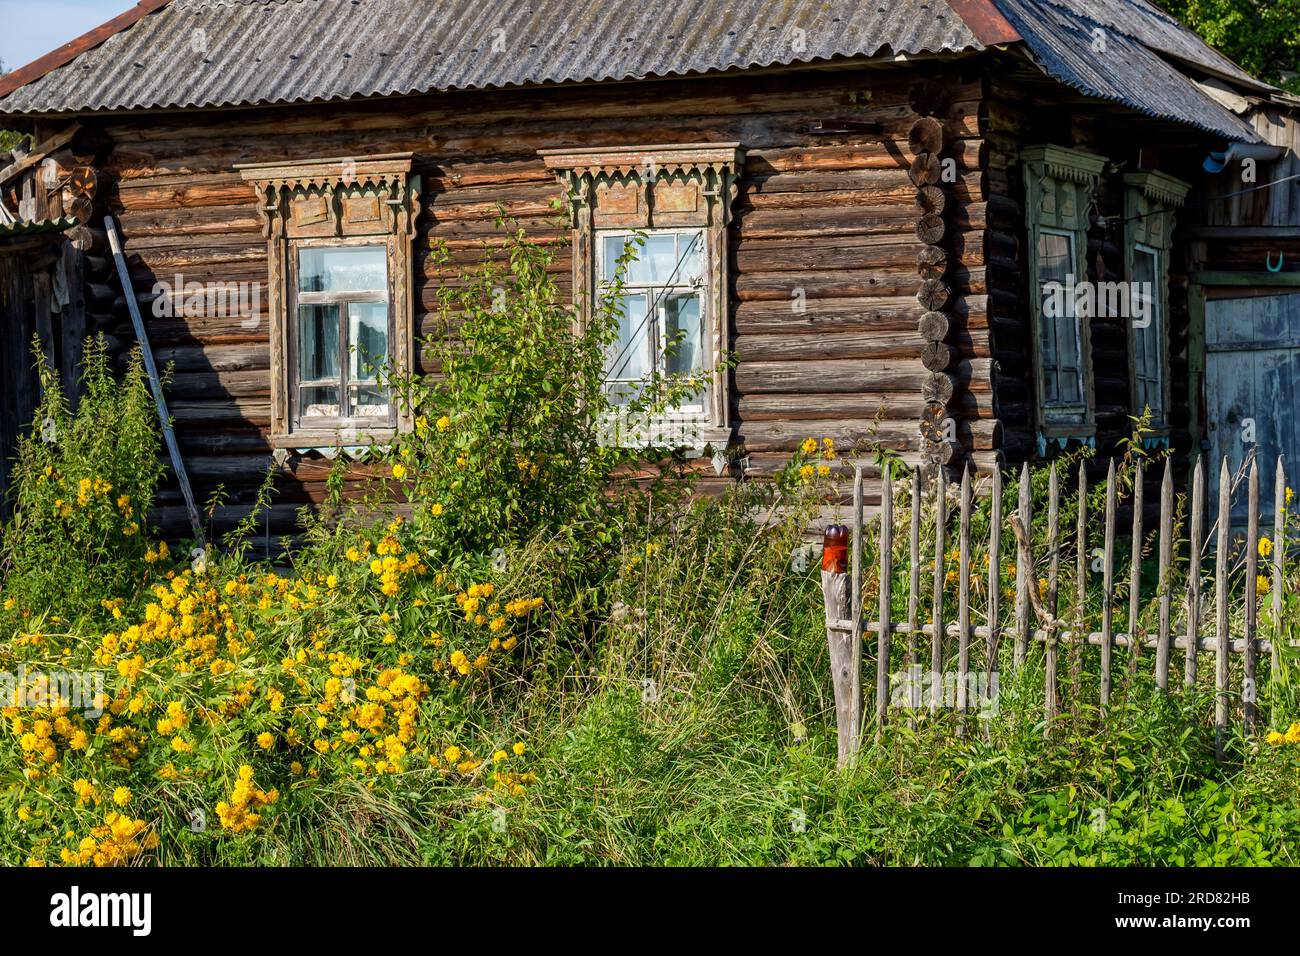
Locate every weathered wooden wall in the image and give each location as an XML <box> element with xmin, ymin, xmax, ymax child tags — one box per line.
<box><xmin>74</xmin><ymin>64</ymin><xmax>995</xmax><ymax>539</ymax></box>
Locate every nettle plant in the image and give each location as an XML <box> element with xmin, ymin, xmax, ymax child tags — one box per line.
<box><xmin>377</xmin><ymin>218</ymin><xmax>697</xmax><ymax>558</ymax></box>
<box><xmin>0</xmin><ymin>337</ymin><xmax>165</xmax><ymax>618</ymax></box>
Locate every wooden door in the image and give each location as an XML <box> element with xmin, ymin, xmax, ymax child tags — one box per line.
<box><xmin>1205</xmin><ymin>292</ymin><xmax>1300</xmax><ymax>522</ymax></box>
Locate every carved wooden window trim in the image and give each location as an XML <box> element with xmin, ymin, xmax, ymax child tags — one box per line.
<box><xmin>1022</xmin><ymin>145</ymin><xmax>1107</xmax><ymax>442</ymax></box>
<box><xmin>539</xmin><ymin>143</ymin><xmax>744</xmax><ymax>446</ymax></box>
<box><xmin>1124</xmin><ymin>170</ymin><xmax>1189</xmax><ymax>436</ymax></box>
<box><xmin>237</xmin><ymin>153</ymin><xmax>420</xmax><ymax>448</ymax></box>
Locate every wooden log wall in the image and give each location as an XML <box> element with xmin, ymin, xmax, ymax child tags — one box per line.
<box><xmin>70</xmin><ymin>65</ymin><xmax>1000</xmax><ymax>542</ymax></box>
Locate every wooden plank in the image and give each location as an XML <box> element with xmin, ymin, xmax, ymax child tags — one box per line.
<box><xmin>907</xmin><ymin>468</ymin><xmax>922</xmax><ymax>715</ymax></box>
<box><xmin>1127</xmin><ymin>459</ymin><xmax>1144</xmax><ymax>675</ymax></box>
<box><xmin>957</xmin><ymin>463</ymin><xmax>972</xmax><ymax>722</ymax></box>
<box><xmin>851</xmin><ymin>463</ymin><xmax>865</xmax><ymax>750</ymax></box>
<box><xmin>876</xmin><ymin>466</ymin><xmax>894</xmax><ymax>739</ymax></box>
<box><xmin>1155</xmin><ymin>458</ymin><xmax>1174</xmax><ymax>690</ymax></box>
<box><xmin>1072</xmin><ymin>466</ymin><xmax>1088</xmax><ymax>712</ymax></box>
<box><xmin>1045</xmin><ymin>463</ymin><xmax>1060</xmax><ymax>724</ymax></box>
<box><xmin>1101</xmin><ymin>460</ymin><xmax>1117</xmax><ymax>712</ymax></box>
<box><xmin>821</xmin><ymin>567</ymin><xmax>855</xmax><ymax>769</ymax></box>
<box><xmin>1244</xmin><ymin>457</ymin><xmax>1260</xmax><ymax>733</ymax></box>
<box><xmin>1186</xmin><ymin>458</ymin><xmax>1205</xmax><ymax>689</ymax></box>
<box><xmin>987</xmin><ymin>466</ymin><xmax>1002</xmax><ymax>685</ymax></box>
<box><xmin>1014</xmin><ymin>462</ymin><xmax>1032</xmax><ymax>667</ymax></box>
<box><xmin>930</xmin><ymin>463</ymin><xmax>947</xmax><ymax>715</ymax></box>
<box><xmin>1274</xmin><ymin>456</ymin><xmax>1286</xmax><ymax>674</ymax></box>
<box><xmin>1215</xmin><ymin>456</ymin><xmax>1232</xmax><ymax>757</ymax></box>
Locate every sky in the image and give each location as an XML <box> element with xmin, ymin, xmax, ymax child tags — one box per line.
<box><xmin>0</xmin><ymin>0</ymin><xmax>129</xmax><ymax>75</ymax></box>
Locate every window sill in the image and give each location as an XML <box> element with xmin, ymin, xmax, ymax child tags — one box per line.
<box><xmin>598</xmin><ymin>419</ymin><xmax>732</xmax><ymax>452</ymax></box>
<box><xmin>271</xmin><ymin>430</ymin><xmax>397</xmax><ymax>451</ymax></box>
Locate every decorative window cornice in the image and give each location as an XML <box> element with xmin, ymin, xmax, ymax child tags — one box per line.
<box><xmin>1020</xmin><ymin>145</ymin><xmax>1107</xmax><ymax>185</ymax></box>
<box><xmin>1124</xmin><ymin>170</ymin><xmax>1191</xmax><ymax>209</ymax></box>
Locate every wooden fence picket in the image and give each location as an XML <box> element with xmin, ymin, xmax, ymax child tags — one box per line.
<box><xmin>930</xmin><ymin>464</ymin><xmax>946</xmax><ymax>714</ymax></box>
<box><xmin>1101</xmin><ymin>460</ymin><xmax>1116</xmax><ymax>711</ymax></box>
<box><xmin>1127</xmin><ymin>459</ymin><xmax>1144</xmax><ymax>675</ymax></box>
<box><xmin>1244</xmin><ymin>458</ymin><xmax>1260</xmax><ymax>732</ymax></box>
<box><xmin>1156</xmin><ymin>459</ymin><xmax>1174</xmax><ymax>690</ymax></box>
<box><xmin>876</xmin><ymin>467</ymin><xmax>894</xmax><ymax>738</ymax></box>
<box><xmin>1215</xmin><ymin>457</ymin><xmax>1231</xmax><ymax>757</ymax></box>
<box><xmin>1015</xmin><ymin>463</ymin><xmax>1032</xmax><ymax>668</ymax></box>
<box><xmin>957</xmin><ymin>464</ymin><xmax>972</xmax><ymax>723</ymax></box>
<box><xmin>1045</xmin><ymin>463</ymin><xmax>1060</xmax><ymax>724</ymax></box>
<box><xmin>988</xmin><ymin>467</ymin><xmax>1002</xmax><ymax>686</ymax></box>
<box><xmin>907</xmin><ymin>469</ymin><xmax>922</xmax><ymax>715</ymax></box>
<box><xmin>1186</xmin><ymin>458</ymin><xmax>1204</xmax><ymax>688</ymax></box>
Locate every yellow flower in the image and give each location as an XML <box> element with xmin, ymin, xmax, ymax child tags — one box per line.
<box><xmin>436</xmin><ymin>415</ymin><xmax>451</xmax><ymax>431</ymax></box>
<box><xmin>1259</xmin><ymin>536</ymin><xmax>1274</xmax><ymax>558</ymax></box>
<box><xmin>1257</xmin><ymin>575</ymin><xmax>1271</xmax><ymax>596</ymax></box>
<box><xmin>391</xmin><ymin>463</ymin><xmax>408</xmax><ymax>480</ymax></box>
<box><xmin>444</xmin><ymin>745</ymin><xmax>462</xmax><ymax>764</ymax></box>
<box><xmin>256</xmin><ymin>732</ymin><xmax>274</xmax><ymax>749</ymax></box>
<box><xmin>493</xmin><ymin>750</ymin><xmax>508</xmax><ymax>763</ymax></box>
<box><xmin>431</xmin><ymin>503</ymin><xmax>444</xmax><ymax>517</ymax></box>
<box><xmin>800</xmin><ymin>438</ymin><xmax>818</xmax><ymax>456</ymax></box>
<box><xmin>512</xmin><ymin>742</ymin><xmax>525</xmax><ymax>756</ymax></box>
<box><xmin>112</xmin><ymin>787</ymin><xmax>132</xmax><ymax>807</ymax></box>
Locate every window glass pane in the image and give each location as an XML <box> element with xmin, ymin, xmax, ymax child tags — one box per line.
<box><xmin>298</xmin><ymin>304</ymin><xmax>339</xmax><ymax>381</ymax></box>
<box><xmin>677</xmin><ymin>231</ymin><xmax>703</xmax><ymax>285</ymax></box>
<box><xmin>350</xmin><ymin>385</ymin><xmax>390</xmax><ymax>418</ymax></box>
<box><xmin>298</xmin><ymin>246</ymin><xmax>387</xmax><ymax>293</ymax></box>
<box><xmin>1132</xmin><ymin>248</ymin><xmax>1162</xmax><ymax>415</ymax></box>
<box><xmin>1037</xmin><ymin>232</ymin><xmax>1072</xmax><ymax>283</ymax></box>
<box><xmin>348</xmin><ymin>302</ymin><xmax>389</xmax><ymax>382</ymax></box>
<box><xmin>300</xmin><ymin>385</ymin><xmax>340</xmax><ymax>419</ymax></box>
<box><xmin>606</xmin><ymin>293</ymin><xmax>650</xmax><ymax>384</ymax></box>
<box><xmin>602</xmin><ymin>235</ymin><xmax>636</xmax><ymax>283</ymax></box>
<box><xmin>661</xmin><ymin>293</ymin><xmax>702</xmax><ymax>376</ymax></box>
<box><xmin>641</xmin><ymin>235</ymin><xmax>679</xmax><ymax>284</ymax></box>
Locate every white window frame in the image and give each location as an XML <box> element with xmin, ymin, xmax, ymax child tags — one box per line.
<box><xmin>595</xmin><ymin>227</ymin><xmax>710</xmax><ymax>428</ymax></box>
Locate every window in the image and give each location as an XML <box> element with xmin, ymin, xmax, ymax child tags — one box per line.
<box><xmin>540</xmin><ymin>143</ymin><xmax>745</xmax><ymax>447</ymax></box>
<box><xmin>1036</xmin><ymin>229</ymin><xmax>1086</xmax><ymax>418</ymax></box>
<box><xmin>293</xmin><ymin>244</ymin><xmax>392</xmax><ymax>429</ymax></box>
<box><xmin>1131</xmin><ymin>244</ymin><xmax>1163</xmax><ymax>421</ymax></box>
<box><xmin>1123</xmin><ymin>171</ymin><xmax>1189</xmax><ymax>434</ymax></box>
<box><xmin>598</xmin><ymin>229</ymin><xmax>707</xmax><ymax>419</ymax></box>
<box><xmin>237</xmin><ymin>154</ymin><xmax>420</xmax><ymax>447</ymax></box>
<box><xmin>1022</xmin><ymin>145</ymin><xmax>1107</xmax><ymax>438</ymax></box>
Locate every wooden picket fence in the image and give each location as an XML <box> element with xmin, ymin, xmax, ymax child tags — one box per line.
<box><xmin>819</xmin><ymin>454</ymin><xmax>1291</xmax><ymax>766</ymax></box>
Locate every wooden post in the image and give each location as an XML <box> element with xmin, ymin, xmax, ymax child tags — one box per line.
<box><xmin>1244</xmin><ymin>458</ymin><xmax>1259</xmax><ymax>734</ymax></box>
<box><xmin>851</xmin><ymin>464</ymin><xmax>865</xmax><ymax>734</ymax></box>
<box><xmin>820</xmin><ymin>522</ymin><xmax>857</xmax><ymax>769</ymax></box>
<box><xmin>1127</xmin><ymin>459</ymin><xmax>1144</xmax><ymax>675</ymax></box>
<box><xmin>957</xmin><ymin>463</ymin><xmax>972</xmax><ymax>724</ymax></box>
<box><xmin>1214</xmin><ymin>457</ymin><xmax>1231</xmax><ymax>758</ymax></box>
<box><xmin>104</xmin><ymin>215</ymin><xmax>204</xmax><ymax>544</ymax></box>
<box><xmin>930</xmin><ymin>464</ymin><xmax>947</xmax><ymax>714</ymax></box>
<box><xmin>1273</xmin><ymin>457</ymin><xmax>1286</xmax><ymax>675</ymax></box>
<box><xmin>1014</xmin><ymin>462</ymin><xmax>1032</xmax><ymax>668</ymax></box>
<box><xmin>987</xmin><ymin>466</ymin><xmax>1002</xmax><ymax>685</ymax></box>
<box><xmin>876</xmin><ymin>467</ymin><xmax>894</xmax><ymax>740</ymax></box>
<box><xmin>1101</xmin><ymin>460</ymin><xmax>1116</xmax><ymax>712</ymax></box>
<box><xmin>1072</xmin><ymin>466</ymin><xmax>1088</xmax><ymax>711</ymax></box>
<box><xmin>1045</xmin><ymin>463</ymin><xmax>1060</xmax><ymax>725</ymax></box>
<box><xmin>1155</xmin><ymin>458</ymin><xmax>1174</xmax><ymax>691</ymax></box>
<box><xmin>1186</xmin><ymin>458</ymin><xmax>1205</xmax><ymax>689</ymax></box>
<box><xmin>907</xmin><ymin>469</ymin><xmax>922</xmax><ymax>716</ymax></box>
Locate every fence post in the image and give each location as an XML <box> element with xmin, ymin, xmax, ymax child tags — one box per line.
<box><xmin>1214</xmin><ymin>456</ymin><xmax>1231</xmax><ymax>758</ymax></box>
<box><xmin>1015</xmin><ymin>462</ymin><xmax>1032</xmax><ymax>668</ymax></box>
<box><xmin>1127</xmin><ymin>459</ymin><xmax>1144</xmax><ymax>675</ymax></box>
<box><xmin>1186</xmin><ymin>458</ymin><xmax>1205</xmax><ymax>689</ymax></box>
<box><xmin>1045</xmin><ymin>463</ymin><xmax>1060</xmax><ymax>726</ymax></box>
<box><xmin>907</xmin><ymin>469</ymin><xmax>922</xmax><ymax>716</ymax></box>
<box><xmin>930</xmin><ymin>464</ymin><xmax>947</xmax><ymax>715</ymax></box>
<box><xmin>1155</xmin><ymin>458</ymin><xmax>1173</xmax><ymax>690</ymax></box>
<box><xmin>1244</xmin><ymin>457</ymin><xmax>1259</xmax><ymax>733</ymax></box>
<box><xmin>820</xmin><ymin>522</ymin><xmax>857</xmax><ymax>769</ymax></box>
<box><xmin>1101</xmin><ymin>460</ymin><xmax>1116</xmax><ymax>712</ymax></box>
<box><xmin>1273</xmin><ymin>457</ymin><xmax>1286</xmax><ymax>674</ymax></box>
<box><xmin>988</xmin><ymin>467</ymin><xmax>1002</xmax><ymax>685</ymax></box>
<box><xmin>876</xmin><ymin>467</ymin><xmax>894</xmax><ymax>740</ymax></box>
<box><xmin>851</xmin><ymin>464</ymin><xmax>865</xmax><ymax>740</ymax></box>
<box><xmin>957</xmin><ymin>463</ymin><xmax>972</xmax><ymax>727</ymax></box>
<box><xmin>1072</xmin><ymin>466</ymin><xmax>1088</xmax><ymax>712</ymax></box>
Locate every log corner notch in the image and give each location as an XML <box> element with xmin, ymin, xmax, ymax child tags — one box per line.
<box><xmin>907</xmin><ymin>106</ymin><xmax>960</xmax><ymax>471</ymax></box>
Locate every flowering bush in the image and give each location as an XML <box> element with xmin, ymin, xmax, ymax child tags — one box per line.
<box><xmin>1</xmin><ymin>337</ymin><xmax>164</xmax><ymax>620</ymax></box>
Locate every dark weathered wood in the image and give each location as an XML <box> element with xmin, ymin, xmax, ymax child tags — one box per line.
<box><xmin>876</xmin><ymin>466</ymin><xmax>894</xmax><ymax>738</ymax></box>
<box><xmin>907</xmin><ymin>117</ymin><xmax>945</xmax><ymax>157</ymax></box>
<box><xmin>1214</xmin><ymin>457</ymin><xmax>1231</xmax><ymax>757</ymax></box>
<box><xmin>1155</xmin><ymin>458</ymin><xmax>1174</xmax><ymax>690</ymax></box>
<box><xmin>1244</xmin><ymin>457</ymin><xmax>1260</xmax><ymax>733</ymax></box>
<box><xmin>918</xmin><ymin>309</ymin><xmax>950</xmax><ymax>341</ymax></box>
<box><xmin>1186</xmin><ymin>458</ymin><xmax>1205</xmax><ymax>689</ymax></box>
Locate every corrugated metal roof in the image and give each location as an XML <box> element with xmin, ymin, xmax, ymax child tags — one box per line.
<box><xmin>998</xmin><ymin>0</ymin><xmax>1262</xmax><ymax>141</ymax></box>
<box><xmin>1044</xmin><ymin>0</ymin><xmax>1268</xmax><ymax>89</ymax></box>
<box><xmin>0</xmin><ymin>0</ymin><xmax>988</xmax><ymax>114</ymax></box>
